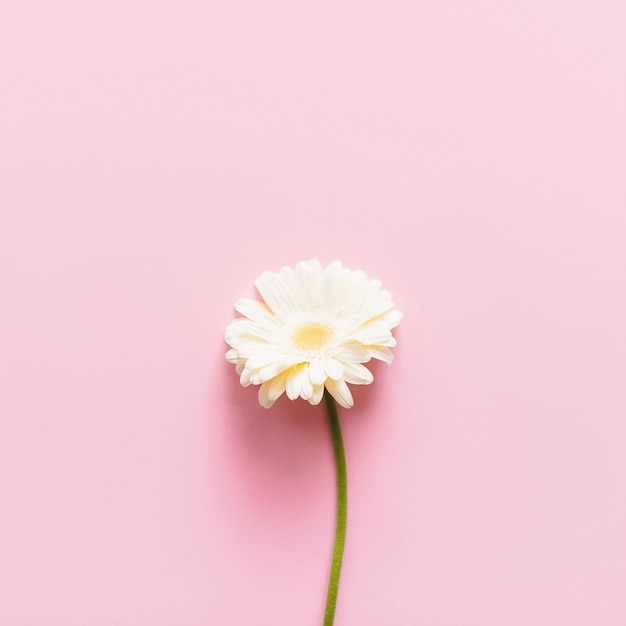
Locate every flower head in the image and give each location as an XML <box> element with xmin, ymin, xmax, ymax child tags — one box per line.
<box><xmin>224</xmin><ymin>260</ymin><xmax>402</xmax><ymax>409</ymax></box>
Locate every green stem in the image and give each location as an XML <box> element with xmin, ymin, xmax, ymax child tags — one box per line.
<box><xmin>323</xmin><ymin>391</ymin><xmax>348</xmax><ymax>626</ymax></box>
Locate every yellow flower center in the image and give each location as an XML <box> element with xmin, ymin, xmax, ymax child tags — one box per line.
<box><xmin>293</xmin><ymin>323</ymin><xmax>333</xmax><ymax>351</ymax></box>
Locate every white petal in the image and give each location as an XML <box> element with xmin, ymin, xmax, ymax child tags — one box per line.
<box><xmin>323</xmin><ymin>358</ymin><xmax>344</xmax><ymax>380</ymax></box>
<box><xmin>286</xmin><ymin>365</ymin><xmax>307</xmax><ymax>400</ymax></box>
<box><xmin>255</xmin><ymin>269</ymin><xmax>298</xmax><ymax>315</ymax></box>
<box><xmin>336</xmin><ymin>343</ymin><xmax>371</xmax><ymax>363</ymax></box>
<box><xmin>245</xmin><ymin>353</ymin><xmax>282</xmax><ymax>371</ymax></box>
<box><xmin>319</xmin><ymin>261</ymin><xmax>349</xmax><ymax>310</ymax></box>
<box><xmin>308</xmin><ymin>358</ymin><xmax>326</xmax><ymax>385</ymax></box>
<box><xmin>230</xmin><ymin>319</ymin><xmax>284</xmax><ymax>343</ymax></box>
<box><xmin>235</xmin><ymin>298</ymin><xmax>275</xmax><ymax>323</ymax></box>
<box><xmin>301</xmin><ymin>371</ymin><xmax>314</xmax><ymax>400</ymax></box>
<box><xmin>294</xmin><ymin>259</ymin><xmax>323</xmax><ymax>310</ymax></box>
<box><xmin>351</xmin><ymin>290</ymin><xmax>394</xmax><ymax>326</ymax></box>
<box><xmin>258</xmin><ymin>371</ymin><xmax>288</xmax><ymax>408</ymax></box>
<box><xmin>309</xmin><ymin>384</ymin><xmax>325</xmax><ymax>405</ymax></box>
<box><xmin>259</xmin><ymin>362</ymin><xmax>291</xmax><ymax>382</ymax></box>
<box><xmin>342</xmin><ymin>362</ymin><xmax>374</xmax><ymax>385</ymax></box>
<box><xmin>258</xmin><ymin>381</ymin><xmax>274</xmax><ymax>408</ymax></box>
<box><xmin>341</xmin><ymin>277</ymin><xmax>368</xmax><ymax>315</ymax></box>
<box><xmin>351</xmin><ymin>321</ymin><xmax>396</xmax><ymax>345</ymax></box>
<box><xmin>240</xmin><ymin>367</ymin><xmax>253</xmax><ymax>386</ymax></box>
<box><xmin>225</xmin><ymin>349</ymin><xmax>239</xmax><ymax>363</ymax></box>
<box><xmin>365</xmin><ymin>345</ymin><xmax>394</xmax><ymax>364</ymax></box>
<box><xmin>385</xmin><ymin>309</ymin><xmax>403</xmax><ymax>328</ymax></box>
<box><xmin>325</xmin><ymin>378</ymin><xmax>354</xmax><ymax>408</ymax></box>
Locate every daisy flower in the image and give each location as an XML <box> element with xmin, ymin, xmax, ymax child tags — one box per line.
<box><xmin>224</xmin><ymin>259</ymin><xmax>402</xmax><ymax>409</ymax></box>
<box><xmin>224</xmin><ymin>259</ymin><xmax>402</xmax><ymax>626</ymax></box>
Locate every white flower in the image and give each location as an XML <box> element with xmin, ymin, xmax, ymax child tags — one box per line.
<box><xmin>224</xmin><ymin>260</ymin><xmax>402</xmax><ymax>409</ymax></box>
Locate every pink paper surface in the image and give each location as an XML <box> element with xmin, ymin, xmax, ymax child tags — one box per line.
<box><xmin>2</xmin><ymin>1</ymin><xmax>626</xmax><ymax>624</ymax></box>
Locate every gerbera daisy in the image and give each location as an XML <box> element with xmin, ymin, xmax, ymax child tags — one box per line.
<box><xmin>224</xmin><ymin>259</ymin><xmax>402</xmax><ymax>409</ymax></box>
<box><xmin>224</xmin><ymin>259</ymin><xmax>402</xmax><ymax>625</ymax></box>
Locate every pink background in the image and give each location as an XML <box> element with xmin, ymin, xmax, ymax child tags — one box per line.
<box><xmin>1</xmin><ymin>1</ymin><xmax>626</xmax><ymax>624</ymax></box>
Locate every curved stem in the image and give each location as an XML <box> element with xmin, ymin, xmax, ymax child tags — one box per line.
<box><xmin>323</xmin><ymin>391</ymin><xmax>348</xmax><ymax>626</ymax></box>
